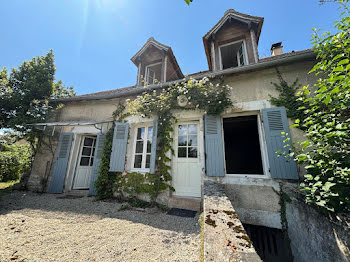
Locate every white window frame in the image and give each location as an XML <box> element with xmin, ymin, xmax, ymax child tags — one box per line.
<box><xmin>131</xmin><ymin>124</ymin><xmax>153</xmax><ymax>172</ymax></box>
<box><xmin>145</xmin><ymin>62</ymin><xmax>162</xmax><ymax>85</ymax></box>
<box><xmin>221</xmin><ymin>112</ymin><xmax>270</xmax><ymax>178</ymax></box>
<box><xmin>218</xmin><ymin>39</ymin><xmax>249</xmax><ymax>70</ymax></box>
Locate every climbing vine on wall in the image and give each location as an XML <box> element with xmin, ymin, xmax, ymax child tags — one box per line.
<box><xmin>270</xmin><ymin>68</ymin><xmax>306</xmax><ymax>124</ymax></box>
<box><xmin>95</xmin><ymin>78</ymin><xmax>233</xmax><ymax>203</ymax></box>
<box><xmin>94</xmin><ymin>103</ymin><xmax>127</xmax><ymax>200</ymax></box>
<box><xmin>126</xmin><ymin>77</ymin><xmax>233</xmax><ymax>203</ymax></box>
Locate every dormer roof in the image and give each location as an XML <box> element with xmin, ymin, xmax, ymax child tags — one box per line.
<box><xmin>203</xmin><ymin>9</ymin><xmax>264</xmax><ymax>41</ymax></box>
<box><xmin>203</xmin><ymin>9</ymin><xmax>264</xmax><ymax>70</ymax></box>
<box><xmin>131</xmin><ymin>37</ymin><xmax>183</xmax><ymax>79</ymax></box>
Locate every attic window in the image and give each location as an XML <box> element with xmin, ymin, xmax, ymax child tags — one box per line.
<box><xmin>145</xmin><ymin>62</ymin><xmax>162</xmax><ymax>85</ymax></box>
<box><xmin>219</xmin><ymin>40</ymin><xmax>247</xmax><ymax>70</ymax></box>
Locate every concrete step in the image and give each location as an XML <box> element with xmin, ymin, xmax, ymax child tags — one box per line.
<box><xmin>168</xmin><ymin>196</ymin><xmax>202</xmax><ymax>211</ymax></box>
<box><xmin>65</xmin><ymin>190</ymin><xmax>89</xmax><ymax>196</ymax></box>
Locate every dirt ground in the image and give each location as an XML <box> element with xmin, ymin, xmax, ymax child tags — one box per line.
<box><xmin>0</xmin><ymin>191</ymin><xmax>200</xmax><ymax>262</ymax></box>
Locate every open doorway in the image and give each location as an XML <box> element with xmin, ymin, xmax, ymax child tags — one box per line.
<box><xmin>223</xmin><ymin>115</ymin><xmax>263</xmax><ymax>175</ymax></box>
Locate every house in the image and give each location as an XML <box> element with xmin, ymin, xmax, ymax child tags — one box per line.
<box><xmin>28</xmin><ymin>9</ymin><xmax>316</xmax><ymax>230</ymax></box>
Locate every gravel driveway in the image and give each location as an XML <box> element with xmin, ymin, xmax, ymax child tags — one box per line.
<box><xmin>0</xmin><ymin>191</ymin><xmax>200</xmax><ymax>262</ymax></box>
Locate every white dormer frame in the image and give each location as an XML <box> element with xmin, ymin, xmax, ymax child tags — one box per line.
<box><xmin>145</xmin><ymin>62</ymin><xmax>162</xmax><ymax>85</ymax></box>
<box><xmin>218</xmin><ymin>39</ymin><xmax>249</xmax><ymax>70</ymax></box>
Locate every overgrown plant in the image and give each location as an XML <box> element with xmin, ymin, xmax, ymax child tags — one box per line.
<box><xmin>289</xmin><ymin>1</ymin><xmax>349</xmax><ymax>213</ymax></box>
<box><xmin>126</xmin><ymin>77</ymin><xmax>233</xmax><ymax>203</ymax></box>
<box><xmin>270</xmin><ymin>69</ymin><xmax>307</xmax><ymax>124</ymax></box>
<box><xmin>95</xmin><ymin>78</ymin><xmax>233</xmax><ymax>203</ymax></box>
<box><xmin>94</xmin><ymin>103</ymin><xmax>128</xmax><ymax>199</ymax></box>
<box><xmin>94</xmin><ymin>127</ymin><xmax>120</xmax><ymax>199</ymax></box>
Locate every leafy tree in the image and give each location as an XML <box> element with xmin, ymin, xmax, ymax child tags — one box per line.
<box><xmin>292</xmin><ymin>1</ymin><xmax>350</xmax><ymax>213</ymax></box>
<box><xmin>0</xmin><ymin>50</ymin><xmax>76</xmax><ymax>150</ymax></box>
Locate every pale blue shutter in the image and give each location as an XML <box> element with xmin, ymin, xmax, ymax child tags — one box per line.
<box><xmin>262</xmin><ymin>107</ymin><xmax>299</xmax><ymax>180</ymax></box>
<box><xmin>89</xmin><ymin>133</ymin><xmax>106</xmax><ymax>195</ymax></box>
<box><xmin>109</xmin><ymin>122</ymin><xmax>129</xmax><ymax>172</ymax></box>
<box><xmin>48</xmin><ymin>132</ymin><xmax>73</xmax><ymax>193</ymax></box>
<box><xmin>149</xmin><ymin>118</ymin><xmax>158</xmax><ymax>173</ymax></box>
<box><xmin>204</xmin><ymin>115</ymin><xmax>225</xmax><ymax>177</ymax></box>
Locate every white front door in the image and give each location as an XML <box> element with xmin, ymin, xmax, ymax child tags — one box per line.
<box><xmin>172</xmin><ymin>122</ymin><xmax>201</xmax><ymax>197</ymax></box>
<box><xmin>73</xmin><ymin>136</ymin><xmax>96</xmax><ymax>189</ymax></box>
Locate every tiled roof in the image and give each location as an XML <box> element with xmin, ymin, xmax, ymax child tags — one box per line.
<box><xmin>73</xmin><ymin>85</ymin><xmax>135</xmax><ymax>99</ymax></box>
<box><xmin>55</xmin><ymin>49</ymin><xmax>314</xmax><ymax>102</ymax></box>
<box><xmin>259</xmin><ymin>49</ymin><xmax>313</xmax><ymax>63</ymax></box>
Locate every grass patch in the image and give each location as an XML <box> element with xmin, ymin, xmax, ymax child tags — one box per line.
<box><xmin>0</xmin><ymin>180</ymin><xmax>19</xmax><ymax>200</ymax></box>
<box><xmin>0</xmin><ymin>180</ymin><xmax>19</xmax><ymax>190</ymax></box>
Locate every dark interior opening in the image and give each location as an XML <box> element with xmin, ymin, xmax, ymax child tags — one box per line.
<box><xmin>243</xmin><ymin>224</ymin><xmax>294</xmax><ymax>262</ymax></box>
<box><xmin>223</xmin><ymin>115</ymin><xmax>263</xmax><ymax>174</ymax></box>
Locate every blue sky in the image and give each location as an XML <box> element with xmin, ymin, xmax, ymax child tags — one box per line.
<box><xmin>0</xmin><ymin>0</ymin><xmax>340</xmax><ymax>95</ymax></box>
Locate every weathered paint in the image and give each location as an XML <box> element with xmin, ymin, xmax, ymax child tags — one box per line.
<box><xmin>204</xmin><ymin>115</ymin><xmax>225</xmax><ymax>177</ymax></box>
<box><xmin>109</xmin><ymin>122</ymin><xmax>129</xmax><ymax>172</ymax></box>
<box><xmin>262</xmin><ymin>107</ymin><xmax>299</xmax><ymax>180</ymax></box>
<box><xmin>48</xmin><ymin>133</ymin><xmax>73</xmax><ymax>193</ymax></box>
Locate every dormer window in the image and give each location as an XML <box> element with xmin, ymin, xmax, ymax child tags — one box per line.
<box><xmin>145</xmin><ymin>62</ymin><xmax>162</xmax><ymax>85</ymax></box>
<box><xmin>219</xmin><ymin>40</ymin><xmax>247</xmax><ymax>70</ymax></box>
<box><xmin>131</xmin><ymin>38</ymin><xmax>184</xmax><ymax>86</ymax></box>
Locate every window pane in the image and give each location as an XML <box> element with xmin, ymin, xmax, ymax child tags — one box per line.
<box><xmin>188</xmin><ymin>124</ymin><xmax>197</xmax><ymax>134</ymax></box>
<box><xmin>82</xmin><ymin>147</ymin><xmax>91</xmax><ymax>156</ymax></box>
<box><xmin>178</xmin><ymin>125</ymin><xmax>187</xmax><ymax>136</ymax></box>
<box><xmin>134</xmin><ymin>155</ymin><xmax>142</xmax><ymax>168</ymax></box>
<box><xmin>80</xmin><ymin>157</ymin><xmax>90</xmax><ymax>166</ymax></box>
<box><xmin>188</xmin><ymin>147</ymin><xmax>198</xmax><ymax>158</ymax></box>
<box><xmin>92</xmin><ymin>147</ymin><xmax>95</xmax><ymax>156</ymax></box>
<box><xmin>136</xmin><ymin>141</ymin><xmax>143</xmax><ymax>153</ymax></box>
<box><xmin>178</xmin><ymin>147</ymin><xmax>187</xmax><ymax>158</ymax></box>
<box><xmin>147</xmin><ymin>140</ymin><xmax>152</xmax><ymax>153</ymax></box>
<box><xmin>148</xmin><ymin>127</ymin><xmax>153</xmax><ymax>140</ymax></box>
<box><xmin>188</xmin><ymin>135</ymin><xmax>197</xmax><ymax>146</ymax></box>
<box><xmin>90</xmin><ymin>157</ymin><xmax>94</xmax><ymax>166</ymax></box>
<box><xmin>178</xmin><ymin>135</ymin><xmax>187</xmax><ymax>146</ymax></box>
<box><xmin>137</xmin><ymin>127</ymin><xmax>145</xmax><ymax>140</ymax></box>
<box><xmin>84</xmin><ymin>137</ymin><xmax>93</xmax><ymax>146</ymax></box>
<box><xmin>146</xmin><ymin>155</ymin><xmax>151</xmax><ymax>168</ymax></box>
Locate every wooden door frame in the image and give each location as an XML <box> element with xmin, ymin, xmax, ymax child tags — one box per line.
<box><xmin>72</xmin><ymin>135</ymin><xmax>97</xmax><ymax>190</ymax></box>
<box><xmin>172</xmin><ymin>120</ymin><xmax>202</xmax><ymax>197</ymax></box>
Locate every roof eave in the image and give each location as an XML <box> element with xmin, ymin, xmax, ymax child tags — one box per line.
<box><xmin>53</xmin><ymin>50</ymin><xmax>315</xmax><ymax>103</ymax></box>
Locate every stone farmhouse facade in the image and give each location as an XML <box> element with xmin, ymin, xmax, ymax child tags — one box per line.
<box><xmin>29</xmin><ymin>9</ymin><xmax>316</xmax><ymax>230</ymax></box>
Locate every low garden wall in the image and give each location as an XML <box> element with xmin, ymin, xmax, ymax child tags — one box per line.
<box><xmin>202</xmin><ymin>180</ymin><xmax>261</xmax><ymax>262</ymax></box>
<box><xmin>283</xmin><ymin>184</ymin><xmax>350</xmax><ymax>262</ymax></box>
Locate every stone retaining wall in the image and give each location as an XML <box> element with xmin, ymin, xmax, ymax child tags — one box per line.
<box><xmin>203</xmin><ymin>180</ymin><xmax>261</xmax><ymax>262</ymax></box>
<box><xmin>283</xmin><ymin>184</ymin><xmax>350</xmax><ymax>262</ymax></box>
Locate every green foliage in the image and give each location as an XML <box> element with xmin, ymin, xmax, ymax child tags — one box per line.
<box><xmin>0</xmin><ymin>137</ymin><xmax>32</xmax><ymax>182</ymax></box>
<box><xmin>126</xmin><ymin>77</ymin><xmax>233</xmax><ymax>203</ymax></box>
<box><xmin>184</xmin><ymin>0</ymin><xmax>193</xmax><ymax>5</ymax></box>
<box><xmin>95</xmin><ymin>78</ymin><xmax>233</xmax><ymax>204</ymax></box>
<box><xmin>94</xmin><ymin>128</ymin><xmax>121</xmax><ymax>199</ymax></box>
<box><xmin>0</xmin><ymin>50</ymin><xmax>76</xmax><ymax>151</ymax></box>
<box><xmin>292</xmin><ymin>2</ymin><xmax>350</xmax><ymax>213</ymax></box>
<box><xmin>270</xmin><ymin>69</ymin><xmax>306</xmax><ymax>123</ymax></box>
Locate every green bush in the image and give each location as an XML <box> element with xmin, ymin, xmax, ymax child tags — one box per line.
<box><xmin>0</xmin><ymin>143</ymin><xmax>32</xmax><ymax>182</ymax></box>
<box><xmin>292</xmin><ymin>2</ymin><xmax>350</xmax><ymax>213</ymax></box>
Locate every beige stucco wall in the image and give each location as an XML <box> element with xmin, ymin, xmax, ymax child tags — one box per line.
<box><xmin>30</xmin><ymin>59</ymin><xmax>317</xmax><ymax>226</ymax></box>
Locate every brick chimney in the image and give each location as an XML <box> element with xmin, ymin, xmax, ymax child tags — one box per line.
<box><xmin>271</xmin><ymin>42</ymin><xmax>283</xmax><ymax>56</ymax></box>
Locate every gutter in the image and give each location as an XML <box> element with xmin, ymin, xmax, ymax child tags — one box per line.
<box><xmin>53</xmin><ymin>51</ymin><xmax>315</xmax><ymax>103</ymax></box>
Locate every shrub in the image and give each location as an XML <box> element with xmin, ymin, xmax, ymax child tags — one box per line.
<box><xmin>0</xmin><ymin>142</ymin><xmax>32</xmax><ymax>182</ymax></box>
